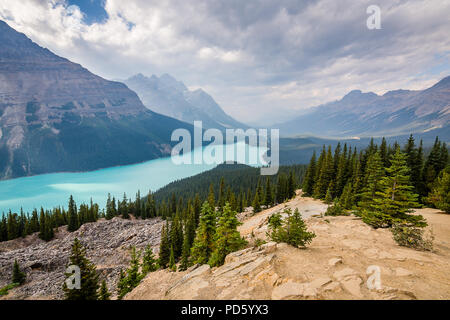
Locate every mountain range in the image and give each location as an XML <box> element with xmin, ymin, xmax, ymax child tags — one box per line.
<box><xmin>123</xmin><ymin>73</ymin><xmax>246</xmax><ymax>129</ymax></box>
<box><xmin>276</xmin><ymin>77</ymin><xmax>450</xmax><ymax>138</ymax></box>
<box><xmin>0</xmin><ymin>20</ymin><xmax>192</xmax><ymax>180</ymax></box>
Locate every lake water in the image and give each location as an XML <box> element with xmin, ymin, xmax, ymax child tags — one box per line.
<box><xmin>0</xmin><ymin>142</ymin><xmax>265</xmax><ymax>214</ymax></box>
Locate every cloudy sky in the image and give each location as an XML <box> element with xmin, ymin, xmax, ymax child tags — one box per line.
<box><xmin>0</xmin><ymin>0</ymin><xmax>449</xmax><ymax>125</ymax></box>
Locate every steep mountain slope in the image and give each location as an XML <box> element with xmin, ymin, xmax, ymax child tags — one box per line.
<box><xmin>0</xmin><ymin>20</ymin><xmax>192</xmax><ymax>180</ymax></box>
<box><xmin>123</xmin><ymin>73</ymin><xmax>247</xmax><ymax>129</ymax></box>
<box><xmin>276</xmin><ymin>77</ymin><xmax>450</xmax><ymax>137</ymax></box>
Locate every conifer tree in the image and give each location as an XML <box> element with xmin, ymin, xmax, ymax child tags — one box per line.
<box><xmin>324</xmin><ymin>187</ymin><xmax>333</xmax><ymax>204</ymax></box>
<box><xmin>179</xmin><ymin>231</ymin><xmax>191</xmax><ymax>271</ymax></box>
<box><xmin>264</xmin><ymin>177</ymin><xmax>273</xmax><ymax>206</ymax></box>
<box><xmin>135</xmin><ymin>190</ymin><xmax>142</xmax><ymax>218</ymax></box>
<box><xmin>366</xmin><ymin>147</ymin><xmax>423</xmax><ymax>227</ymax></box>
<box><xmin>268</xmin><ymin>208</ymin><xmax>315</xmax><ymax>248</ymax></box>
<box><xmin>209</xmin><ymin>203</ymin><xmax>246</xmax><ymax>267</ymax></box>
<box><xmin>12</xmin><ymin>259</ymin><xmax>26</xmax><ymax>285</ymax></box>
<box><xmin>121</xmin><ymin>193</ymin><xmax>129</xmax><ymax>219</ymax></box>
<box><xmin>142</xmin><ymin>245</ymin><xmax>158</xmax><ymax>275</ymax></box>
<box><xmin>313</xmin><ymin>146</ymin><xmax>334</xmax><ymax>199</ymax></box>
<box><xmin>124</xmin><ymin>247</ymin><xmax>142</xmax><ymax>289</ymax></box>
<box><xmin>207</xmin><ymin>183</ymin><xmax>216</xmax><ymax>209</ymax></box>
<box><xmin>218</xmin><ymin>177</ymin><xmax>226</xmax><ymax>210</ymax></box>
<box><xmin>106</xmin><ymin>193</ymin><xmax>114</xmax><ymax>220</ymax></box>
<box><xmin>359</xmin><ymin>151</ymin><xmax>385</xmax><ymax>210</ymax></box>
<box><xmin>380</xmin><ymin>137</ymin><xmax>389</xmax><ymax>168</ymax></box>
<box><xmin>252</xmin><ymin>192</ymin><xmax>261</xmax><ymax>213</ymax></box>
<box><xmin>191</xmin><ymin>202</ymin><xmax>216</xmax><ymax>265</ymax></box>
<box><xmin>287</xmin><ymin>171</ymin><xmax>296</xmax><ymax>199</ymax></box>
<box><xmin>170</xmin><ymin>214</ymin><xmax>183</xmax><ymax>259</ymax></box>
<box><xmin>169</xmin><ymin>246</ymin><xmax>177</xmax><ymax>272</ymax></box>
<box><xmin>63</xmin><ymin>238</ymin><xmax>99</xmax><ymax>300</ymax></box>
<box><xmin>67</xmin><ymin>195</ymin><xmax>79</xmax><ymax>232</ymax></box>
<box><xmin>99</xmin><ymin>280</ymin><xmax>110</xmax><ymax>300</ymax></box>
<box><xmin>426</xmin><ymin>166</ymin><xmax>450</xmax><ymax>213</ymax></box>
<box><xmin>116</xmin><ymin>269</ymin><xmax>127</xmax><ymax>300</ymax></box>
<box><xmin>339</xmin><ymin>183</ymin><xmax>353</xmax><ymax>209</ymax></box>
<box><xmin>302</xmin><ymin>151</ymin><xmax>317</xmax><ymax>196</ymax></box>
<box><xmin>158</xmin><ymin>222</ymin><xmax>171</xmax><ymax>268</ymax></box>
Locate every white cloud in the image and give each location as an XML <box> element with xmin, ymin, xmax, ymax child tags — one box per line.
<box><xmin>0</xmin><ymin>0</ymin><xmax>449</xmax><ymax>124</ymax></box>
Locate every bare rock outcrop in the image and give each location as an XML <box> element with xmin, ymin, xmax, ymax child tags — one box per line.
<box><xmin>0</xmin><ymin>217</ymin><xmax>164</xmax><ymax>299</ymax></box>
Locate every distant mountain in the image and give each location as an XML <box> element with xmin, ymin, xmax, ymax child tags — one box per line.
<box><xmin>276</xmin><ymin>77</ymin><xmax>450</xmax><ymax>138</ymax></box>
<box><xmin>0</xmin><ymin>20</ymin><xmax>192</xmax><ymax>180</ymax></box>
<box><xmin>123</xmin><ymin>73</ymin><xmax>247</xmax><ymax>129</ymax></box>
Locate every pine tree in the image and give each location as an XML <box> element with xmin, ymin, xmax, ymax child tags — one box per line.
<box><xmin>359</xmin><ymin>151</ymin><xmax>384</xmax><ymax>210</ymax></box>
<box><xmin>124</xmin><ymin>247</ymin><xmax>142</xmax><ymax>289</ymax></box>
<box><xmin>179</xmin><ymin>231</ymin><xmax>191</xmax><ymax>271</ymax></box>
<box><xmin>121</xmin><ymin>193</ymin><xmax>129</xmax><ymax>219</ymax></box>
<box><xmin>170</xmin><ymin>213</ymin><xmax>183</xmax><ymax>259</ymax></box>
<box><xmin>367</xmin><ymin>147</ymin><xmax>423</xmax><ymax>228</ymax></box>
<box><xmin>158</xmin><ymin>222</ymin><xmax>171</xmax><ymax>268</ymax></box>
<box><xmin>380</xmin><ymin>137</ymin><xmax>389</xmax><ymax>168</ymax></box>
<box><xmin>268</xmin><ymin>208</ymin><xmax>315</xmax><ymax>248</ymax></box>
<box><xmin>98</xmin><ymin>280</ymin><xmax>110</xmax><ymax>300</ymax></box>
<box><xmin>218</xmin><ymin>177</ymin><xmax>226</xmax><ymax>210</ymax></box>
<box><xmin>339</xmin><ymin>183</ymin><xmax>353</xmax><ymax>209</ymax></box>
<box><xmin>116</xmin><ymin>269</ymin><xmax>127</xmax><ymax>300</ymax></box>
<box><xmin>63</xmin><ymin>238</ymin><xmax>99</xmax><ymax>300</ymax></box>
<box><xmin>426</xmin><ymin>166</ymin><xmax>450</xmax><ymax>213</ymax></box>
<box><xmin>12</xmin><ymin>259</ymin><xmax>26</xmax><ymax>285</ymax></box>
<box><xmin>142</xmin><ymin>245</ymin><xmax>158</xmax><ymax>274</ymax></box>
<box><xmin>191</xmin><ymin>202</ymin><xmax>216</xmax><ymax>265</ymax></box>
<box><xmin>423</xmin><ymin>137</ymin><xmax>443</xmax><ymax>194</ymax></box>
<box><xmin>264</xmin><ymin>177</ymin><xmax>273</xmax><ymax>207</ymax></box>
<box><xmin>169</xmin><ymin>246</ymin><xmax>177</xmax><ymax>272</ymax></box>
<box><xmin>334</xmin><ymin>145</ymin><xmax>348</xmax><ymax>198</ymax></box>
<box><xmin>302</xmin><ymin>151</ymin><xmax>317</xmax><ymax>196</ymax></box>
<box><xmin>324</xmin><ymin>187</ymin><xmax>333</xmax><ymax>204</ymax></box>
<box><xmin>207</xmin><ymin>183</ymin><xmax>216</xmax><ymax>209</ymax></box>
<box><xmin>287</xmin><ymin>171</ymin><xmax>296</xmax><ymax>199</ymax></box>
<box><xmin>313</xmin><ymin>146</ymin><xmax>334</xmax><ymax>199</ymax></box>
<box><xmin>135</xmin><ymin>190</ymin><xmax>142</xmax><ymax>218</ymax></box>
<box><xmin>106</xmin><ymin>193</ymin><xmax>114</xmax><ymax>220</ymax></box>
<box><xmin>252</xmin><ymin>192</ymin><xmax>261</xmax><ymax>213</ymax></box>
<box><xmin>67</xmin><ymin>195</ymin><xmax>79</xmax><ymax>232</ymax></box>
<box><xmin>209</xmin><ymin>203</ymin><xmax>246</xmax><ymax>267</ymax></box>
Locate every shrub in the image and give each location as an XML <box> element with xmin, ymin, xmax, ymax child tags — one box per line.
<box><xmin>268</xmin><ymin>208</ymin><xmax>315</xmax><ymax>248</ymax></box>
<box><xmin>391</xmin><ymin>224</ymin><xmax>434</xmax><ymax>251</ymax></box>
<box><xmin>325</xmin><ymin>201</ymin><xmax>348</xmax><ymax>216</ymax></box>
<box><xmin>0</xmin><ymin>283</ymin><xmax>19</xmax><ymax>296</ymax></box>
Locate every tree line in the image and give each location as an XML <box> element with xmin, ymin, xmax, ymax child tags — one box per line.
<box><xmin>0</xmin><ymin>164</ymin><xmax>305</xmax><ymax>243</ymax></box>
<box><xmin>302</xmin><ymin>135</ymin><xmax>449</xmax><ymax>227</ymax></box>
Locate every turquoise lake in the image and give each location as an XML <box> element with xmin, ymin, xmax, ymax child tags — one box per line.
<box><xmin>0</xmin><ymin>142</ymin><xmax>264</xmax><ymax>214</ymax></box>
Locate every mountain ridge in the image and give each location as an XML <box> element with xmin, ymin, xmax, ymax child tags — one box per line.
<box><xmin>0</xmin><ymin>20</ymin><xmax>193</xmax><ymax>180</ymax></box>
<box><xmin>123</xmin><ymin>73</ymin><xmax>247</xmax><ymax>130</ymax></box>
<box><xmin>275</xmin><ymin>76</ymin><xmax>450</xmax><ymax>137</ymax></box>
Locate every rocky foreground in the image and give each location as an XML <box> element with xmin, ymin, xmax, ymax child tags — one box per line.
<box><xmin>0</xmin><ymin>217</ymin><xmax>164</xmax><ymax>299</ymax></box>
<box><xmin>126</xmin><ymin>194</ymin><xmax>450</xmax><ymax>300</ymax></box>
<box><xmin>1</xmin><ymin>192</ymin><xmax>449</xmax><ymax>300</ymax></box>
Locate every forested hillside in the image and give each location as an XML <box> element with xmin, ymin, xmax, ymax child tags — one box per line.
<box><xmin>302</xmin><ymin>135</ymin><xmax>449</xmax><ymax>227</ymax></box>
